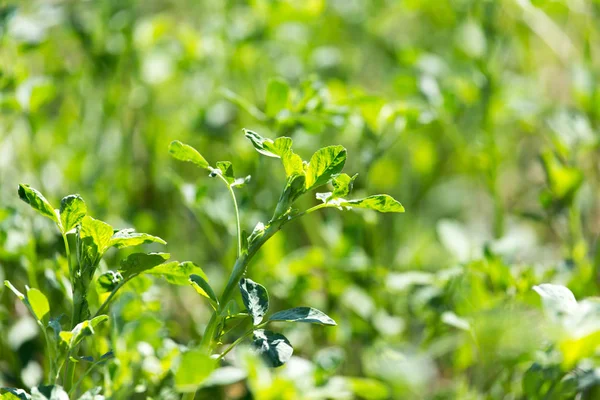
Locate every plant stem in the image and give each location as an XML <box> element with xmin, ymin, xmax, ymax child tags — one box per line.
<box><xmin>216</xmin><ymin>174</ymin><xmax>242</xmax><ymax>257</ymax></box>
<box><xmin>93</xmin><ymin>278</ymin><xmax>129</xmax><ymax>318</ymax></box>
<box><xmin>216</xmin><ymin>329</ymin><xmax>254</xmax><ymax>361</ymax></box>
<box><xmin>61</xmin><ymin>231</ymin><xmax>77</xmax><ymax>392</ymax></box>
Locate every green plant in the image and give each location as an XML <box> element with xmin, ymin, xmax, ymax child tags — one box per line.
<box><xmin>1</xmin><ymin>130</ymin><xmax>403</xmax><ymax>399</ymax></box>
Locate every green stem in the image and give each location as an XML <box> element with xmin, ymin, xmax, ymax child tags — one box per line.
<box><xmin>216</xmin><ymin>174</ymin><xmax>242</xmax><ymax>257</ymax></box>
<box><xmin>93</xmin><ymin>278</ymin><xmax>130</xmax><ymax>318</ymax></box>
<box><xmin>216</xmin><ymin>329</ymin><xmax>254</xmax><ymax>361</ymax></box>
<box><xmin>68</xmin><ymin>358</ymin><xmax>105</xmax><ymax>397</ymax></box>
<box><xmin>61</xmin><ymin>231</ymin><xmax>77</xmax><ymax>392</ymax></box>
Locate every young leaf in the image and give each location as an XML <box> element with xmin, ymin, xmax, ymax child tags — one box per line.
<box><xmin>214</xmin><ymin>161</ymin><xmax>235</xmax><ymax>184</ymax></box>
<box><xmin>61</xmin><ymin>315</ymin><xmax>109</xmax><ymax>349</ymax></box>
<box><xmin>189</xmin><ymin>274</ymin><xmax>219</xmax><ymax>307</ymax></box>
<box><xmin>17</xmin><ymin>184</ymin><xmax>58</xmax><ymax>223</ymax></box>
<box><xmin>305</xmin><ymin>146</ymin><xmax>347</xmax><ymax>190</ymax></box>
<box><xmin>169</xmin><ymin>140</ymin><xmax>210</xmax><ymax>169</ymax></box>
<box><xmin>340</xmin><ymin>195</ymin><xmax>404</xmax><ymax>213</ymax></box>
<box><xmin>59</xmin><ymin>195</ymin><xmax>87</xmax><ymax>232</ymax></box>
<box><xmin>332</xmin><ymin>173</ymin><xmax>358</xmax><ymax>198</ymax></box>
<box><xmin>108</xmin><ymin>229</ymin><xmax>166</xmax><ymax>249</ymax></box>
<box><xmin>119</xmin><ymin>252</ymin><xmax>171</xmax><ymax>279</ymax></box>
<box><xmin>268</xmin><ymin>307</ymin><xmax>336</xmax><ymax>326</ymax></box>
<box><xmin>26</xmin><ymin>288</ymin><xmax>50</xmax><ymax>322</ymax></box>
<box><xmin>77</xmin><ymin>216</ymin><xmax>114</xmax><ymax>267</ymax></box>
<box><xmin>174</xmin><ymin>349</ymin><xmax>216</xmax><ymax>393</ymax></box>
<box><xmin>282</xmin><ymin>150</ymin><xmax>305</xmax><ymax>177</ymax></box>
<box><xmin>243</xmin><ymin>129</ymin><xmax>292</xmax><ymax>158</ymax></box>
<box><xmin>252</xmin><ymin>329</ymin><xmax>293</xmax><ymax>367</ymax></box>
<box><xmin>146</xmin><ymin>261</ymin><xmax>206</xmax><ymax>286</ymax></box>
<box><xmin>274</xmin><ymin>173</ymin><xmax>306</xmax><ymax>217</ymax></box>
<box><xmin>239</xmin><ymin>278</ymin><xmax>269</xmax><ymax>325</ymax></box>
<box><xmin>265</xmin><ymin>78</ymin><xmax>290</xmax><ymax>117</ymax></box>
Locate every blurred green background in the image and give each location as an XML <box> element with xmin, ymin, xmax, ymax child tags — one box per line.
<box><xmin>1</xmin><ymin>0</ymin><xmax>600</xmax><ymax>398</ymax></box>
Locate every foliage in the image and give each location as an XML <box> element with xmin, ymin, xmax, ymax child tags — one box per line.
<box><xmin>2</xmin><ymin>0</ymin><xmax>600</xmax><ymax>399</ymax></box>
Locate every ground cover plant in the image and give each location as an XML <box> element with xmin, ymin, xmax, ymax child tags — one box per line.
<box><xmin>1</xmin><ymin>0</ymin><xmax>600</xmax><ymax>399</ymax></box>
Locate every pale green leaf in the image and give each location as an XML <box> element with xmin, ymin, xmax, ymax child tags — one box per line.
<box><xmin>189</xmin><ymin>274</ymin><xmax>218</xmax><ymax>307</ymax></box>
<box><xmin>340</xmin><ymin>195</ymin><xmax>404</xmax><ymax>213</ymax></box>
<box><xmin>59</xmin><ymin>195</ymin><xmax>87</xmax><ymax>232</ymax></box>
<box><xmin>332</xmin><ymin>173</ymin><xmax>358</xmax><ymax>198</ymax></box>
<box><xmin>243</xmin><ymin>129</ymin><xmax>292</xmax><ymax>158</ymax></box>
<box><xmin>169</xmin><ymin>140</ymin><xmax>210</xmax><ymax>169</ymax></box>
<box><xmin>108</xmin><ymin>229</ymin><xmax>166</xmax><ymax>249</ymax></box>
<box><xmin>146</xmin><ymin>261</ymin><xmax>206</xmax><ymax>285</ymax></box>
<box><xmin>26</xmin><ymin>288</ymin><xmax>50</xmax><ymax>322</ymax></box>
<box><xmin>305</xmin><ymin>146</ymin><xmax>347</xmax><ymax>190</ymax></box>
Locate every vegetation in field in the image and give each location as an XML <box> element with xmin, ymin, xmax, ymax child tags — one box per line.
<box><xmin>1</xmin><ymin>1</ymin><xmax>600</xmax><ymax>399</ymax></box>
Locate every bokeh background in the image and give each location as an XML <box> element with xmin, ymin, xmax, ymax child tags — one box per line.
<box><xmin>1</xmin><ymin>0</ymin><xmax>600</xmax><ymax>399</ymax></box>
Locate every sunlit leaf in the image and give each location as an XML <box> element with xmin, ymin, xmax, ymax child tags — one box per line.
<box><xmin>269</xmin><ymin>307</ymin><xmax>336</xmax><ymax>326</ymax></box>
<box><xmin>239</xmin><ymin>278</ymin><xmax>269</xmax><ymax>325</ymax></box>
<box><xmin>252</xmin><ymin>329</ymin><xmax>293</xmax><ymax>368</ymax></box>
<box><xmin>146</xmin><ymin>261</ymin><xmax>206</xmax><ymax>286</ymax></box>
<box><xmin>169</xmin><ymin>140</ymin><xmax>210</xmax><ymax>169</ymax></box>
<box><xmin>59</xmin><ymin>195</ymin><xmax>87</xmax><ymax>232</ymax></box>
<box><xmin>109</xmin><ymin>229</ymin><xmax>166</xmax><ymax>249</ymax></box>
<box><xmin>119</xmin><ymin>252</ymin><xmax>171</xmax><ymax>279</ymax></box>
<box><xmin>244</xmin><ymin>129</ymin><xmax>292</xmax><ymax>158</ymax></box>
<box><xmin>340</xmin><ymin>195</ymin><xmax>404</xmax><ymax>213</ymax></box>
<box><xmin>533</xmin><ymin>283</ymin><xmax>578</xmax><ymax>316</ymax></box>
<box><xmin>332</xmin><ymin>173</ymin><xmax>358</xmax><ymax>198</ymax></box>
<box><xmin>17</xmin><ymin>184</ymin><xmax>58</xmax><ymax>223</ymax></box>
<box><xmin>26</xmin><ymin>288</ymin><xmax>50</xmax><ymax>322</ymax></box>
<box><xmin>30</xmin><ymin>385</ymin><xmax>69</xmax><ymax>400</ymax></box>
<box><xmin>305</xmin><ymin>146</ymin><xmax>347</xmax><ymax>190</ymax></box>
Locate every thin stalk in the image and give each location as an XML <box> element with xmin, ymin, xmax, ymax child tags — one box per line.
<box><xmin>68</xmin><ymin>358</ymin><xmax>106</xmax><ymax>397</ymax></box>
<box><xmin>216</xmin><ymin>174</ymin><xmax>242</xmax><ymax>257</ymax></box>
<box><xmin>39</xmin><ymin>321</ymin><xmax>55</xmax><ymax>384</ymax></box>
<box><xmin>216</xmin><ymin>329</ymin><xmax>254</xmax><ymax>361</ymax></box>
<box><xmin>61</xmin><ymin>231</ymin><xmax>76</xmax><ymax>392</ymax></box>
<box><xmin>93</xmin><ymin>278</ymin><xmax>129</xmax><ymax>318</ymax></box>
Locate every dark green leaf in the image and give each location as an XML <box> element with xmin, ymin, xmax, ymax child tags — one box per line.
<box><xmin>252</xmin><ymin>329</ymin><xmax>293</xmax><ymax>368</ymax></box>
<box><xmin>189</xmin><ymin>274</ymin><xmax>219</xmax><ymax>307</ymax></box>
<box><xmin>341</xmin><ymin>195</ymin><xmax>404</xmax><ymax>213</ymax></box>
<box><xmin>305</xmin><ymin>146</ymin><xmax>347</xmax><ymax>190</ymax></box>
<box><xmin>174</xmin><ymin>349</ymin><xmax>216</xmax><ymax>393</ymax></box>
<box><xmin>119</xmin><ymin>252</ymin><xmax>171</xmax><ymax>279</ymax></box>
<box><xmin>269</xmin><ymin>307</ymin><xmax>336</xmax><ymax>326</ymax></box>
<box><xmin>0</xmin><ymin>388</ymin><xmax>31</xmax><ymax>400</ymax></box>
<box><xmin>17</xmin><ymin>184</ymin><xmax>58</xmax><ymax>223</ymax></box>
<box><xmin>239</xmin><ymin>278</ymin><xmax>269</xmax><ymax>325</ymax></box>
<box><xmin>96</xmin><ymin>271</ymin><xmax>123</xmax><ymax>294</ymax></box>
<box><xmin>169</xmin><ymin>140</ymin><xmax>210</xmax><ymax>169</ymax></box>
<box><xmin>59</xmin><ymin>195</ymin><xmax>87</xmax><ymax>232</ymax></box>
<box><xmin>265</xmin><ymin>78</ymin><xmax>290</xmax><ymax>117</ymax></box>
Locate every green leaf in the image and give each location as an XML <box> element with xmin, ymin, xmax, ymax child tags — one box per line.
<box><xmin>252</xmin><ymin>329</ymin><xmax>293</xmax><ymax>368</ymax></box>
<box><xmin>214</xmin><ymin>161</ymin><xmax>235</xmax><ymax>184</ymax></box>
<box><xmin>345</xmin><ymin>377</ymin><xmax>390</xmax><ymax>400</ymax></box>
<box><xmin>305</xmin><ymin>146</ymin><xmax>347</xmax><ymax>190</ymax></box>
<box><xmin>61</xmin><ymin>315</ymin><xmax>108</xmax><ymax>349</ymax></box>
<box><xmin>169</xmin><ymin>140</ymin><xmax>210</xmax><ymax>169</ymax></box>
<box><xmin>189</xmin><ymin>274</ymin><xmax>219</xmax><ymax>308</ymax></box>
<box><xmin>108</xmin><ymin>229</ymin><xmax>166</xmax><ymax>249</ymax></box>
<box><xmin>96</xmin><ymin>271</ymin><xmax>123</xmax><ymax>294</ymax></box>
<box><xmin>265</xmin><ymin>78</ymin><xmax>290</xmax><ymax>117</ymax></box>
<box><xmin>146</xmin><ymin>261</ymin><xmax>206</xmax><ymax>286</ymax></box>
<box><xmin>332</xmin><ymin>173</ymin><xmax>358</xmax><ymax>198</ymax></box>
<box><xmin>268</xmin><ymin>307</ymin><xmax>336</xmax><ymax>326</ymax></box>
<box><xmin>243</xmin><ymin>129</ymin><xmax>293</xmax><ymax>158</ymax></box>
<box><xmin>77</xmin><ymin>216</ymin><xmax>114</xmax><ymax>268</ymax></box>
<box><xmin>17</xmin><ymin>184</ymin><xmax>58</xmax><ymax>223</ymax></box>
<box><xmin>239</xmin><ymin>278</ymin><xmax>269</xmax><ymax>325</ymax></box>
<box><xmin>0</xmin><ymin>388</ymin><xmax>31</xmax><ymax>400</ymax></box>
<box><xmin>274</xmin><ymin>173</ymin><xmax>306</xmax><ymax>218</ymax></box>
<box><xmin>59</xmin><ymin>195</ymin><xmax>87</xmax><ymax>232</ymax></box>
<box><xmin>119</xmin><ymin>252</ymin><xmax>171</xmax><ymax>279</ymax></box>
<box><xmin>26</xmin><ymin>288</ymin><xmax>50</xmax><ymax>322</ymax></box>
<box><xmin>282</xmin><ymin>150</ymin><xmax>305</xmax><ymax>177</ymax></box>
<box><xmin>174</xmin><ymin>349</ymin><xmax>216</xmax><ymax>393</ymax></box>
<box><xmin>340</xmin><ymin>195</ymin><xmax>404</xmax><ymax>213</ymax></box>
